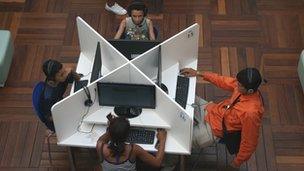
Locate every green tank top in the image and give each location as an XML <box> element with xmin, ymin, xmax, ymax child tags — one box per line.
<box><xmin>125</xmin><ymin>17</ymin><xmax>149</xmax><ymax>40</ymax></box>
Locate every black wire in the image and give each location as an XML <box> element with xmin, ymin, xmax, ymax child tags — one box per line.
<box><xmin>77</xmin><ymin>88</ymin><xmax>97</xmax><ymax>133</ymax></box>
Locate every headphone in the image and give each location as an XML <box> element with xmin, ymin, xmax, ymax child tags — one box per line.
<box><xmin>46</xmin><ymin>61</ymin><xmax>54</xmax><ymax>76</ymax></box>
<box><xmin>127</xmin><ymin>0</ymin><xmax>148</xmax><ymax>17</ymax></box>
<box><xmin>246</xmin><ymin>68</ymin><xmax>254</xmax><ymax>94</ymax></box>
<box><xmin>45</xmin><ymin>60</ymin><xmax>56</xmax><ymax>81</ymax></box>
<box><xmin>83</xmin><ymin>86</ymin><xmax>93</xmax><ymax>107</ymax></box>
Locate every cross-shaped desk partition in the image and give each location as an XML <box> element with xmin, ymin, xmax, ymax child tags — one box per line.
<box><xmin>51</xmin><ymin>17</ymin><xmax>199</xmax><ymax>154</ymax></box>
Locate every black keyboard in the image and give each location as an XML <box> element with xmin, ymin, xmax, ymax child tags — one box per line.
<box><xmin>126</xmin><ymin>127</ymin><xmax>156</xmax><ymax>144</ymax></box>
<box><xmin>74</xmin><ymin>80</ymin><xmax>88</xmax><ymax>92</ymax></box>
<box><xmin>175</xmin><ymin>75</ymin><xmax>189</xmax><ymax>109</ymax></box>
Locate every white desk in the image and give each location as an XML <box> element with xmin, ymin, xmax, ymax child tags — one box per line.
<box><xmin>51</xmin><ymin>17</ymin><xmax>199</xmax><ymax>155</ymax></box>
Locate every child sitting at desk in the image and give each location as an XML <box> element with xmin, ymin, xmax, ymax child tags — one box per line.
<box><xmin>96</xmin><ymin>116</ymin><xmax>167</xmax><ymax>170</ymax></box>
<box><xmin>114</xmin><ymin>0</ymin><xmax>156</xmax><ymax>40</ymax></box>
<box><xmin>40</xmin><ymin>59</ymin><xmax>82</xmax><ymax>131</ymax></box>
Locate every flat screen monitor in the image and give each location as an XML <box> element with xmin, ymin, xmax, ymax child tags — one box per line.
<box><xmin>90</xmin><ymin>42</ymin><xmax>102</xmax><ymax>83</ymax></box>
<box><xmin>156</xmin><ymin>45</ymin><xmax>162</xmax><ymax>87</ymax></box>
<box><xmin>156</xmin><ymin>45</ymin><xmax>168</xmax><ymax>94</ymax></box>
<box><xmin>97</xmin><ymin>82</ymin><xmax>155</xmax><ymax>118</ymax></box>
<box><xmin>107</xmin><ymin>39</ymin><xmax>161</xmax><ymax>60</ymax></box>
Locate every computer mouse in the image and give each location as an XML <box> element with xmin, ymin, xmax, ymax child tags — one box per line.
<box><xmin>78</xmin><ymin>73</ymin><xmax>84</xmax><ymax>78</ymax></box>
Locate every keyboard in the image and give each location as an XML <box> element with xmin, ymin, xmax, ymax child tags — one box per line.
<box><xmin>74</xmin><ymin>80</ymin><xmax>88</xmax><ymax>92</ymax></box>
<box><xmin>175</xmin><ymin>75</ymin><xmax>189</xmax><ymax>109</ymax></box>
<box><xmin>126</xmin><ymin>127</ymin><xmax>156</xmax><ymax>144</ymax></box>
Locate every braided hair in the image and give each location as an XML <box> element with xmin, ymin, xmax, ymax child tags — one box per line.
<box><xmin>42</xmin><ymin>59</ymin><xmax>63</xmax><ymax>81</ymax></box>
<box><xmin>108</xmin><ymin>117</ymin><xmax>130</xmax><ymax>160</ymax></box>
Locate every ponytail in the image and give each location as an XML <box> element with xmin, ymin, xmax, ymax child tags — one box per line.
<box><xmin>108</xmin><ymin>141</ymin><xmax>126</xmax><ymax>158</ymax></box>
<box><xmin>107</xmin><ymin>117</ymin><xmax>130</xmax><ymax>161</ymax></box>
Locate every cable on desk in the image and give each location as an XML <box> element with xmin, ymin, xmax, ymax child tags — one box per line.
<box><xmin>77</xmin><ymin>88</ymin><xmax>98</xmax><ymax>133</ymax></box>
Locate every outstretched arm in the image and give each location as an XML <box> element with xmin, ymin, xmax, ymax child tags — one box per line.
<box><xmin>180</xmin><ymin>68</ymin><xmax>236</xmax><ymax>91</ymax></box>
<box><xmin>135</xmin><ymin>129</ymin><xmax>166</xmax><ymax>167</ymax></box>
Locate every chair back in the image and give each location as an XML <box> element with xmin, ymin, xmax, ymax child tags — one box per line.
<box><xmin>32</xmin><ymin>81</ymin><xmax>55</xmax><ymax>131</ymax></box>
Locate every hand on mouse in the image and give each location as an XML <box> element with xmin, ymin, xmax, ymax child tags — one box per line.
<box><xmin>180</xmin><ymin>68</ymin><xmax>197</xmax><ymax>77</ymax></box>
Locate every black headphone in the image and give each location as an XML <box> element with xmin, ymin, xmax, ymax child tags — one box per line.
<box><xmin>46</xmin><ymin>60</ymin><xmax>54</xmax><ymax>77</ymax></box>
<box><xmin>127</xmin><ymin>0</ymin><xmax>148</xmax><ymax>17</ymax></box>
<box><xmin>246</xmin><ymin>68</ymin><xmax>254</xmax><ymax>94</ymax></box>
<box><xmin>45</xmin><ymin>60</ymin><xmax>56</xmax><ymax>81</ymax></box>
<box><xmin>83</xmin><ymin>86</ymin><xmax>93</xmax><ymax>107</ymax></box>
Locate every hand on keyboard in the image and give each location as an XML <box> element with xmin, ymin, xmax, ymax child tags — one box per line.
<box><xmin>127</xmin><ymin>127</ymin><xmax>156</xmax><ymax>144</ymax></box>
<box><xmin>156</xmin><ymin>128</ymin><xmax>167</xmax><ymax>144</ymax></box>
<box><xmin>180</xmin><ymin>68</ymin><xmax>197</xmax><ymax>77</ymax></box>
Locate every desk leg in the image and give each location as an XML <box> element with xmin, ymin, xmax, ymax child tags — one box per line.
<box><xmin>68</xmin><ymin>147</ymin><xmax>76</xmax><ymax>171</ymax></box>
<box><xmin>180</xmin><ymin>155</ymin><xmax>185</xmax><ymax>171</ymax></box>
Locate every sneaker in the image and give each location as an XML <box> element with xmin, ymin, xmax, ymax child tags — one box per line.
<box><xmin>105</xmin><ymin>2</ymin><xmax>127</xmax><ymax>15</ymax></box>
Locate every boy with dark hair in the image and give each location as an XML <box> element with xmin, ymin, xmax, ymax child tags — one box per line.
<box><xmin>40</xmin><ymin>59</ymin><xmax>82</xmax><ymax>131</ymax></box>
<box><xmin>114</xmin><ymin>0</ymin><xmax>155</xmax><ymax>40</ymax></box>
<box><xmin>180</xmin><ymin>67</ymin><xmax>264</xmax><ymax>168</ymax></box>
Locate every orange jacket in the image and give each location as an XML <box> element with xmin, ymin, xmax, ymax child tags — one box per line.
<box><xmin>202</xmin><ymin>72</ymin><xmax>264</xmax><ymax>167</ymax></box>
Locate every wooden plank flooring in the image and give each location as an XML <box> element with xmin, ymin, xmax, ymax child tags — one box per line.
<box><xmin>0</xmin><ymin>0</ymin><xmax>304</xmax><ymax>170</ymax></box>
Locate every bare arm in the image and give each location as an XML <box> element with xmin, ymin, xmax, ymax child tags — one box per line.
<box><xmin>114</xmin><ymin>19</ymin><xmax>126</xmax><ymax>39</ymax></box>
<box><xmin>147</xmin><ymin>19</ymin><xmax>155</xmax><ymax>40</ymax></box>
<box><xmin>96</xmin><ymin>131</ymin><xmax>110</xmax><ymax>159</ymax></box>
<box><xmin>134</xmin><ymin>129</ymin><xmax>166</xmax><ymax>167</ymax></box>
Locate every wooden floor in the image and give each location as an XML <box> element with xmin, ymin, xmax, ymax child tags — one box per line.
<box><xmin>0</xmin><ymin>0</ymin><xmax>304</xmax><ymax>170</ymax></box>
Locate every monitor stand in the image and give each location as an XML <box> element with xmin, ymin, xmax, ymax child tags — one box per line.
<box><xmin>156</xmin><ymin>83</ymin><xmax>168</xmax><ymax>94</ymax></box>
<box><xmin>114</xmin><ymin>106</ymin><xmax>142</xmax><ymax>118</ymax></box>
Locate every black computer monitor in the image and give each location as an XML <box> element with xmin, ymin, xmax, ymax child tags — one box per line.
<box><xmin>156</xmin><ymin>45</ymin><xmax>168</xmax><ymax>94</ymax></box>
<box><xmin>156</xmin><ymin>45</ymin><xmax>162</xmax><ymax>87</ymax></box>
<box><xmin>97</xmin><ymin>82</ymin><xmax>156</xmax><ymax>118</ymax></box>
<box><xmin>90</xmin><ymin>42</ymin><xmax>102</xmax><ymax>83</ymax></box>
<box><xmin>107</xmin><ymin>39</ymin><xmax>161</xmax><ymax>60</ymax></box>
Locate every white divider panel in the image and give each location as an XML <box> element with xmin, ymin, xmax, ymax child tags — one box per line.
<box><xmin>100</xmin><ymin>38</ymin><xmax>129</xmax><ymax>75</ymax></box>
<box><xmin>76</xmin><ymin>17</ymin><xmax>127</xmax><ymax>77</ymax></box>
<box><xmin>154</xmin><ymin>85</ymin><xmax>193</xmax><ymax>154</ymax></box>
<box><xmin>75</xmin><ymin>52</ymin><xmax>93</xmax><ymax>80</ymax></box>
<box><xmin>162</xmin><ymin>62</ymin><xmax>180</xmax><ymax>99</ymax></box>
<box><xmin>132</xmin><ymin>63</ymin><xmax>192</xmax><ymax>153</ymax></box>
<box><xmin>131</xmin><ymin>45</ymin><xmax>159</xmax><ymax>80</ymax></box>
<box><xmin>52</xmin><ymin>17</ymin><xmax>199</xmax><ymax>154</ymax></box>
<box><xmin>83</xmin><ymin>63</ymin><xmax>171</xmax><ymax>129</ymax></box>
<box><xmin>161</xmin><ymin>23</ymin><xmax>199</xmax><ymax>71</ymax></box>
<box><xmin>131</xmin><ymin>24</ymin><xmax>199</xmax><ymax>102</ymax></box>
<box><xmin>97</xmin><ymin>63</ymin><xmax>131</xmax><ymax>84</ymax></box>
<box><xmin>51</xmin><ymin>80</ymin><xmax>100</xmax><ymax>143</ymax></box>
<box><xmin>160</xmin><ymin>24</ymin><xmax>199</xmax><ymax>114</ymax></box>
<box><xmin>129</xmin><ymin>63</ymin><xmax>156</xmax><ymax>85</ymax></box>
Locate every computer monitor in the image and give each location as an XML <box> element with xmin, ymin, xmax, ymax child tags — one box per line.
<box><xmin>107</xmin><ymin>39</ymin><xmax>161</xmax><ymax>60</ymax></box>
<box><xmin>90</xmin><ymin>42</ymin><xmax>102</xmax><ymax>83</ymax></box>
<box><xmin>97</xmin><ymin>82</ymin><xmax>155</xmax><ymax>118</ymax></box>
<box><xmin>156</xmin><ymin>45</ymin><xmax>162</xmax><ymax>87</ymax></box>
<box><xmin>156</xmin><ymin>45</ymin><xmax>168</xmax><ymax>94</ymax></box>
